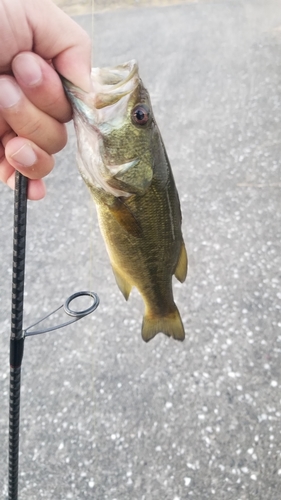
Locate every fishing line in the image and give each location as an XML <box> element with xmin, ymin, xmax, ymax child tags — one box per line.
<box><xmin>91</xmin><ymin>0</ymin><xmax>95</xmax><ymax>66</ymax></box>
<box><xmin>86</xmin><ymin>1</ymin><xmax>103</xmax><ymax>471</ymax></box>
<box><xmin>87</xmin><ymin>0</ymin><xmax>96</xmax><ymax>306</ymax></box>
<box><xmin>88</xmin><ymin>198</ymin><xmax>95</xmax><ymax>293</ymax></box>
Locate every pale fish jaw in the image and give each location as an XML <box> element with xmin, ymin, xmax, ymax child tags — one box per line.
<box><xmin>69</xmin><ymin>61</ymin><xmax>140</xmax><ymax>129</ymax></box>
<box><xmin>63</xmin><ymin>59</ymin><xmax>139</xmax><ymax>118</ymax></box>
<box><xmin>74</xmin><ymin>114</ymin><xmax>135</xmax><ymax>198</ymax></box>
<box><xmin>95</xmin><ymin>92</ymin><xmax>132</xmax><ymax>130</ymax></box>
<box><xmin>89</xmin><ymin>60</ymin><xmax>139</xmax><ymax>125</ymax></box>
<box><xmin>68</xmin><ymin>59</ymin><xmax>139</xmax><ymax>116</ymax></box>
<box><xmin>70</xmin><ymin>91</ymin><xmax>133</xmax><ymax>133</ymax></box>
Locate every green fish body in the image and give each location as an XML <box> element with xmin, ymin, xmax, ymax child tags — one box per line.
<box><xmin>63</xmin><ymin>60</ymin><xmax>187</xmax><ymax>342</ymax></box>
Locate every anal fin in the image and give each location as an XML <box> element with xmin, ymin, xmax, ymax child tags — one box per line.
<box><xmin>174</xmin><ymin>242</ymin><xmax>188</xmax><ymax>283</ymax></box>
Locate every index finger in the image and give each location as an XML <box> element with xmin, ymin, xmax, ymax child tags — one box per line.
<box><xmin>12</xmin><ymin>52</ymin><xmax>72</xmax><ymax>123</ymax></box>
<box><xmin>0</xmin><ymin>76</ymin><xmax>67</xmax><ymax>154</ymax></box>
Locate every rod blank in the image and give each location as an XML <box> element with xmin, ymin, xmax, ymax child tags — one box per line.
<box><xmin>9</xmin><ymin>172</ymin><xmax>28</xmax><ymax>500</ymax></box>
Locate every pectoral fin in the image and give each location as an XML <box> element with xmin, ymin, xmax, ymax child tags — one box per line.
<box><xmin>174</xmin><ymin>242</ymin><xmax>188</xmax><ymax>283</ymax></box>
<box><xmin>111</xmin><ymin>264</ymin><xmax>132</xmax><ymax>300</ymax></box>
<box><xmin>109</xmin><ymin>198</ymin><xmax>143</xmax><ymax>238</ymax></box>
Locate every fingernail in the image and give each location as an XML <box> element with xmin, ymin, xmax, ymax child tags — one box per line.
<box><xmin>11</xmin><ymin>143</ymin><xmax>37</xmax><ymax>167</ymax></box>
<box><xmin>0</xmin><ymin>78</ymin><xmax>21</xmax><ymax>108</ymax></box>
<box><xmin>13</xmin><ymin>53</ymin><xmax>42</xmax><ymax>86</ymax></box>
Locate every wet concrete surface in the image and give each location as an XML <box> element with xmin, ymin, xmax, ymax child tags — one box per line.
<box><xmin>1</xmin><ymin>0</ymin><xmax>281</xmax><ymax>498</ymax></box>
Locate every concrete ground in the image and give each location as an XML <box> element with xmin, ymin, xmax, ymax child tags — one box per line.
<box><xmin>54</xmin><ymin>0</ymin><xmax>197</xmax><ymax>16</ymax></box>
<box><xmin>1</xmin><ymin>0</ymin><xmax>281</xmax><ymax>499</ymax></box>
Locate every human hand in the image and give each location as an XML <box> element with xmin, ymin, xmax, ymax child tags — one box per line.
<box><xmin>0</xmin><ymin>0</ymin><xmax>91</xmax><ymax>200</ymax></box>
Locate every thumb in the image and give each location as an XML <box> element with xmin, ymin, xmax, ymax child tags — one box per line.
<box><xmin>27</xmin><ymin>0</ymin><xmax>92</xmax><ymax>91</ymax></box>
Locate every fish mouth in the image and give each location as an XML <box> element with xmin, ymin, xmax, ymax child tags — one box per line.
<box><xmin>62</xmin><ymin>60</ymin><xmax>140</xmax><ymax>123</ymax></box>
<box><xmin>91</xmin><ymin>59</ymin><xmax>139</xmax><ymax>108</ymax></box>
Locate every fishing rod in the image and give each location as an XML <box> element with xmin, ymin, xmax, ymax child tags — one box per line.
<box><xmin>8</xmin><ymin>171</ymin><xmax>99</xmax><ymax>500</ymax></box>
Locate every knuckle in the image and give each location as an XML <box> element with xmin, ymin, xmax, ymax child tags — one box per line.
<box><xmin>15</xmin><ymin>119</ymin><xmax>67</xmax><ymax>155</ymax></box>
<box><xmin>46</xmin><ymin>126</ymin><xmax>67</xmax><ymax>154</ymax></box>
<box><xmin>43</xmin><ymin>94</ymin><xmax>72</xmax><ymax>123</ymax></box>
<box><xmin>19</xmin><ymin>118</ymin><xmax>42</xmax><ymax>138</ymax></box>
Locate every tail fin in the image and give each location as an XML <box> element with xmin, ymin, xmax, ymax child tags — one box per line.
<box><xmin>141</xmin><ymin>306</ymin><xmax>185</xmax><ymax>343</ymax></box>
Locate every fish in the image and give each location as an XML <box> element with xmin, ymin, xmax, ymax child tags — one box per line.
<box><xmin>62</xmin><ymin>60</ymin><xmax>187</xmax><ymax>342</ymax></box>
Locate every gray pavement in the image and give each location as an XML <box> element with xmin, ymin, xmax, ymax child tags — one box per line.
<box><xmin>1</xmin><ymin>1</ymin><xmax>281</xmax><ymax>498</ymax></box>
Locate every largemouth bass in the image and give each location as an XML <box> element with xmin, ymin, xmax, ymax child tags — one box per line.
<box><xmin>63</xmin><ymin>60</ymin><xmax>187</xmax><ymax>342</ymax></box>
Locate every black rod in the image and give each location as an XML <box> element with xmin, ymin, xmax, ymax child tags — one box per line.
<box><xmin>9</xmin><ymin>172</ymin><xmax>28</xmax><ymax>500</ymax></box>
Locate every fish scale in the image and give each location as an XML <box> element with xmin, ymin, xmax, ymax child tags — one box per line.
<box><xmin>62</xmin><ymin>60</ymin><xmax>187</xmax><ymax>341</ymax></box>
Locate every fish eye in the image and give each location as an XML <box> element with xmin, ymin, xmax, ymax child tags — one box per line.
<box><xmin>131</xmin><ymin>104</ymin><xmax>150</xmax><ymax>126</ymax></box>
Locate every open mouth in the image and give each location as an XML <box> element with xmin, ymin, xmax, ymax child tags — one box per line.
<box><xmin>62</xmin><ymin>60</ymin><xmax>140</xmax><ymax>127</ymax></box>
<box><xmin>92</xmin><ymin>60</ymin><xmax>138</xmax><ymax>88</ymax></box>
<box><xmin>91</xmin><ymin>59</ymin><xmax>139</xmax><ymax>109</ymax></box>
